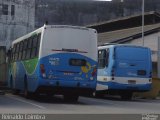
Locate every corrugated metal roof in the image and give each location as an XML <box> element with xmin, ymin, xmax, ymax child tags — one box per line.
<box><xmin>87</xmin><ymin>11</ymin><xmax>160</xmax><ymax>33</ymax></box>
<box><xmin>88</xmin><ymin>11</ymin><xmax>159</xmax><ymax>27</ymax></box>
<box><xmin>98</xmin><ymin>23</ymin><xmax>160</xmax><ymax>45</ymax></box>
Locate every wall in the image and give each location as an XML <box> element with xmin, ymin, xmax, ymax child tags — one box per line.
<box><xmin>126</xmin><ymin>32</ymin><xmax>160</xmax><ymax>62</ymax></box>
<box><xmin>125</xmin><ymin>32</ymin><xmax>160</xmax><ymax>77</ymax></box>
<box><xmin>0</xmin><ymin>0</ymin><xmax>35</xmax><ymax>49</ymax></box>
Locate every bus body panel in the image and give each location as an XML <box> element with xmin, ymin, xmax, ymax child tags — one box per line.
<box><xmin>10</xmin><ymin>58</ymin><xmax>40</xmax><ymax>92</ymax></box>
<box><xmin>114</xmin><ymin>46</ymin><xmax>152</xmax><ymax>78</ymax></box>
<box><xmin>37</xmin><ymin>26</ymin><xmax>97</xmax><ymax>93</ymax></box>
<box><xmin>38</xmin><ymin>53</ymin><xmax>97</xmax><ymax>89</ymax></box>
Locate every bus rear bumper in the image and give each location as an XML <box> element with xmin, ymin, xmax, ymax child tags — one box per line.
<box><xmin>97</xmin><ymin>81</ymin><xmax>152</xmax><ymax>92</ymax></box>
<box><xmin>36</xmin><ymin>79</ymin><xmax>96</xmax><ymax>96</ymax></box>
<box><xmin>36</xmin><ymin>86</ymin><xmax>95</xmax><ymax>96</ymax></box>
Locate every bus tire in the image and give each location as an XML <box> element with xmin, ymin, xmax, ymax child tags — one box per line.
<box><xmin>10</xmin><ymin>75</ymin><xmax>20</xmax><ymax>95</ymax></box>
<box><xmin>120</xmin><ymin>92</ymin><xmax>133</xmax><ymax>100</ymax></box>
<box><xmin>63</xmin><ymin>94</ymin><xmax>79</xmax><ymax>102</ymax></box>
<box><xmin>10</xmin><ymin>75</ymin><xmax>13</xmax><ymax>89</ymax></box>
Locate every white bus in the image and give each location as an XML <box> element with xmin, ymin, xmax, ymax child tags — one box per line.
<box><xmin>8</xmin><ymin>25</ymin><xmax>98</xmax><ymax>102</ymax></box>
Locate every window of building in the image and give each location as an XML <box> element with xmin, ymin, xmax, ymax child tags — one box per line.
<box><xmin>2</xmin><ymin>4</ymin><xmax>8</xmax><ymax>15</ymax></box>
<box><xmin>11</xmin><ymin>5</ymin><xmax>15</xmax><ymax>16</ymax></box>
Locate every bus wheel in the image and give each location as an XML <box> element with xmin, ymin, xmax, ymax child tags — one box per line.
<box><xmin>10</xmin><ymin>76</ymin><xmax>13</xmax><ymax>89</ymax></box>
<box><xmin>63</xmin><ymin>94</ymin><xmax>79</xmax><ymax>102</ymax></box>
<box><xmin>120</xmin><ymin>92</ymin><xmax>133</xmax><ymax>100</ymax></box>
<box><xmin>10</xmin><ymin>76</ymin><xmax>20</xmax><ymax>95</ymax></box>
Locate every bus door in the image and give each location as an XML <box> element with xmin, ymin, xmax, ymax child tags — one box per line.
<box><xmin>97</xmin><ymin>48</ymin><xmax>111</xmax><ymax>90</ymax></box>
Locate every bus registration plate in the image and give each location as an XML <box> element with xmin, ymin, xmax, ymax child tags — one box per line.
<box><xmin>128</xmin><ymin>80</ymin><xmax>136</xmax><ymax>84</ymax></box>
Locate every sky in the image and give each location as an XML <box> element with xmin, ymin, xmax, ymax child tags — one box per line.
<box><xmin>60</xmin><ymin>0</ymin><xmax>112</xmax><ymax>1</ymax></box>
<box><xmin>94</xmin><ymin>0</ymin><xmax>112</xmax><ymax>1</ymax></box>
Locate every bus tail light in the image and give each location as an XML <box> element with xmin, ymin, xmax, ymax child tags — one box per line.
<box><xmin>40</xmin><ymin>64</ymin><xmax>46</xmax><ymax>78</ymax></box>
<box><xmin>91</xmin><ymin>68</ymin><xmax>97</xmax><ymax>77</ymax></box>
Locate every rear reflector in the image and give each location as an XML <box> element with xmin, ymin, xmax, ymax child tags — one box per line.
<box><xmin>137</xmin><ymin>70</ymin><xmax>146</xmax><ymax>75</ymax></box>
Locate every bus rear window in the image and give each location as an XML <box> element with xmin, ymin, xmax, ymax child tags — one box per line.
<box><xmin>69</xmin><ymin>59</ymin><xmax>86</xmax><ymax>66</ymax></box>
<box><xmin>115</xmin><ymin>46</ymin><xmax>148</xmax><ymax>61</ymax></box>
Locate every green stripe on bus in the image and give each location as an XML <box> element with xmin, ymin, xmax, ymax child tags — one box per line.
<box><xmin>22</xmin><ymin>58</ymin><xmax>38</xmax><ymax>75</ymax></box>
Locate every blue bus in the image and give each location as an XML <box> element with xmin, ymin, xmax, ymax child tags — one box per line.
<box><xmin>96</xmin><ymin>44</ymin><xmax>152</xmax><ymax>100</ymax></box>
<box><xmin>8</xmin><ymin>25</ymin><xmax>97</xmax><ymax>101</ymax></box>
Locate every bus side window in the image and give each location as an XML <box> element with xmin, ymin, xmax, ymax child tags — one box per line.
<box><xmin>18</xmin><ymin>41</ymin><xmax>23</xmax><ymax>60</ymax></box>
<box><xmin>12</xmin><ymin>44</ymin><xmax>16</xmax><ymax>61</ymax></box>
<box><xmin>98</xmin><ymin>49</ymin><xmax>110</xmax><ymax>69</ymax></box>
<box><xmin>15</xmin><ymin>43</ymin><xmax>19</xmax><ymax>61</ymax></box>
<box><xmin>22</xmin><ymin>40</ymin><xmax>27</xmax><ymax>60</ymax></box>
<box><xmin>36</xmin><ymin>33</ymin><xmax>41</xmax><ymax>56</ymax></box>
<box><xmin>26</xmin><ymin>37</ymin><xmax>32</xmax><ymax>59</ymax></box>
<box><xmin>31</xmin><ymin>35</ymin><xmax>38</xmax><ymax>58</ymax></box>
<box><xmin>98</xmin><ymin>49</ymin><xmax>106</xmax><ymax>68</ymax></box>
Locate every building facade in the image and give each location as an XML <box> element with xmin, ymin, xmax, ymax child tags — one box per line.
<box><xmin>0</xmin><ymin>0</ymin><xmax>35</xmax><ymax>85</ymax></box>
<box><xmin>0</xmin><ymin>0</ymin><xmax>35</xmax><ymax>49</ymax></box>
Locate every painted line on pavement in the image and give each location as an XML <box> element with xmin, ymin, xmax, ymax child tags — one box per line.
<box><xmin>7</xmin><ymin>95</ymin><xmax>46</xmax><ymax>110</ymax></box>
<box><xmin>80</xmin><ymin>97</ymin><xmax>120</xmax><ymax>106</ymax></box>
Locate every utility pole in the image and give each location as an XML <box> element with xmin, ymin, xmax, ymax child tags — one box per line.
<box><xmin>142</xmin><ymin>0</ymin><xmax>144</xmax><ymax>46</ymax></box>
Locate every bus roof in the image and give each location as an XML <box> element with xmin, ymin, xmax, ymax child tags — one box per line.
<box><xmin>12</xmin><ymin>25</ymin><xmax>96</xmax><ymax>46</ymax></box>
<box><xmin>98</xmin><ymin>44</ymin><xmax>149</xmax><ymax>50</ymax></box>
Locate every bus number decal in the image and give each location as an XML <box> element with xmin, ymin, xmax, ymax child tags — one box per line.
<box><xmin>49</xmin><ymin>57</ymin><xmax>60</xmax><ymax>66</ymax></box>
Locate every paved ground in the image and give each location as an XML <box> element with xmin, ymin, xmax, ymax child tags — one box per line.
<box><xmin>0</xmin><ymin>93</ymin><xmax>160</xmax><ymax>114</ymax></box>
